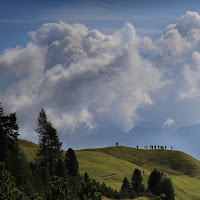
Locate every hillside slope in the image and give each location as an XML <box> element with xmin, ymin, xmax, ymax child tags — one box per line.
<box><xmin>19</xmin><ymin>140</ymin><xmax>200</xmax><ymax>200</ymax></box>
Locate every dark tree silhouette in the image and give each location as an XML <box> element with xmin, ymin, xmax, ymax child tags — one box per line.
<box><xmin>55</xmin><ymin>158</ymin><xmax>66</xmax><ymax>178</ymax></box>
<box><xmin>36</xmin><ymin>108</ymin><xmax>62</xmax><ymax>176</ymax></box>
<box><xmin>131</xmin><ymin>169</ymin><xmax>144</xmax><ymax>196</ymax></box>
<box><xmin>158</xmin><ymin>177</ymin><xmax>175</xmax><ymax>200</ymax></box>
<box><xmin>148</xmin><ymin>169</ymin><xmax>163</xmax><ymax>196</ymax></box>
<box><xmin>0</xmin><ymin>126</ymin><xmax>8</xmax><ymax>162</ymax></box>
<box><xmin>120</xmin><ymin>177</ymin><xmax>131</xmax><ymax>198</ymax></box>
<box><xmin>65</xmin><ymin>148</ymin><xmax>79</xmax><ymax>176</ymax></box>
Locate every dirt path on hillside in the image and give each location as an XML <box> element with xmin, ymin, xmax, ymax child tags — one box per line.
<box><xmin>98</xmin><ymin>173</ymin><xmax>128</xmax><ymax>179</ymax></box>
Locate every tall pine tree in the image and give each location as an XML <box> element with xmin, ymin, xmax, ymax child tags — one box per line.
<box><xmin>35</xmin><ymin>108</ymin><xmax>62</xmax><ymax>180</ymax></box>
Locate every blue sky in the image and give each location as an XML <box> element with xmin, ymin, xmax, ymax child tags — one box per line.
<box><xmin>1</xmin><ymin>0</ymin><xmax>200</xmax><ymax>52</ymax></box>
<box><xmin>2</xmin><ymin>0</ymin><xmax>200</xmax><ymax>158</ymax></box>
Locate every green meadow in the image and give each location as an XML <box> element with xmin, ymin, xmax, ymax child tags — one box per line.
<box><xmin>19</xmin><ymin>140</ymin><xmax>200</xmax><ymax>200</ymax></box>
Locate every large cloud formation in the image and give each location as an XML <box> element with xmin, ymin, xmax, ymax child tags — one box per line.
<box><xmin>2</xmin><ymin>11</ymin><xmax>200</xmax><ymax>138</ymax></box>
<box><xmin>140</xmin><ymin>11</ymin><xmax>200</xmax><ymax>100</ymax></box>
<box><xmin>0</xmin><ymin>22</ymin><xmax>162</xmax><ymax>136</ymax></box>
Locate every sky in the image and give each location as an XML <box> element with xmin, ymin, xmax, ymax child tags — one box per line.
<box><xmin>2</xmin><ymin>0</ymin><xmax>200</xmax><ymax>157</ymax></box>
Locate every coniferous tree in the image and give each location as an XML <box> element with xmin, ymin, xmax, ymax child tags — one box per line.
<box><xmin>158</xmin><ymin>177</ymin><xmax>175</xmax><ymax>200</ymax></box>
<box><xmin>0</xmin><ymin>102</ymin><xmax>4</xmax><ymax>122</ymax></box>
<box><xmin>131</xmin><ymin>169</ymin><xmax>145</xmax><ymax>196</ymax></box>
<box><xmin>36</xmin><ymin>108</ymin><xmax>50</xmax><ymax>168</ymax></box>
<box><xmin>0</xmin><ymin>126</ymin><xmax>8</xmax><ymax>162</ymax></box>
<box><xmin>79</xmin><ymin>172</ymin><xmax>101</xmax><ymax>200</ymax></box>
<box><xmin>47</xmin><ymin>121</ymin><xmax>62</xmax><ymax>175</ymax></box>
<box><xmin>0</xmin><ymin>162</ymin><xmax>28</xmax><ymax>200</ymax></box>
<box><xmin>148</xmin><ymin>169</ymin><xmax>163</xmax><ymax>196</ymax></box>
<box><xmin>36</xmin><ymin>108</ymin><xmax>62</xmax><ymax>174</ymax></box>
<box><xmin>65</xmin><ymin>148</ymin><xmax>78</xmax><ymax>176</ymax></box>
<box><xmin>3</xmin><ymin>112</ymin><xmax>19</xmax><ymax>140</ymax></box>
<box><xmin>48</xmin><ymin>176</ymin><xmax>69</xmax><ymax>200</ymax></box>
<box><xmin>7</xmin><ymin>142</ymin><xmax>33</xmax><ymax>196</ymax></box>
<box><xmin>55</xmin><ymin>158</ymin><xmax>67</xmax><ymax>178</ymax></box>
<box><xmin>0</xmin><ymin>103</ymin><xmax>19</xmax><ymax>152</ymax></box>
<box><xmin>120</xmin><ymin>177</ymin><xmax>133</xmax><ymax>198</ymax></box>
<box><xmin>35</xmin><ymin>108</ymin><xmax>62</xmax><ymax>191</ymax></box>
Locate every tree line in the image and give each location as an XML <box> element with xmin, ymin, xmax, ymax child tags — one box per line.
<box><xmin>0</xmin><ymin>102</ymin><xmax>175</xmax><ymax>199</ymax></box>
<box><xmin>119</xmin><ymin>168</ymin><xmax>174</xmax><ymax>200</ymax></box>
<box><xmin>0</xmin><ymin>104</ymin><xmax>103</xmax><ymax>199</ymax></box>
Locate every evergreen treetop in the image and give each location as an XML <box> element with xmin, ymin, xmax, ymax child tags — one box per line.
<box><xmin>148</xmin><ymin>168</ymin><xmax>163</xmax><ymax>196</ymax></box>
<box><xmin>131</xmin><ymin>168</ymin><xmax>144</xmax><ymax>196</ymax></box>
<box><xmin>35</xmin><ymin>108</ymin><xmax>62</xmax><ymax>175</ymax></box>
<box><xmin>65</xmin><ymin>148</ymin><xmax>79</xmax><ymax>176</ymax></box>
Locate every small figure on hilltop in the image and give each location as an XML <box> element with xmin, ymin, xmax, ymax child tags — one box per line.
<box><xmin>116</xmin><ymin>142</ymin><xmax>119</xmax><ymax>146</ymax></box>
<box><xmin>137</xmin><ymin>145</ymin><xmax>138</xmax><ymax>149</ymax></box>
<box><xmin>154</xmin><ymin>145</ymin><xmax>156</xmax><ymax>150</ymax></box>
<box><xmin>165</xmin><ymin>146</ymin><xmax>167</xmax><ymax>150</ymax></box>
<box><xmin>171</xmin><ymin>146</ymin><xmax>173</xmax><ymax>150</ymax></box>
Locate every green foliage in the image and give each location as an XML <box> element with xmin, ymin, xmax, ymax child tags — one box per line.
<box><xmin>48</xmin><ymin>176</ymin><xmax>68</xmax><ymax>200</ymax></box>
<box><xmin>131</xmin><ymin>168</ymin><xmax>145</xmax><ymax>196</ymax></box>
<box><xmin>65</xmin><ymin>148</ymin><xmax>79</xmax><ymax>176</ymax></box>
<box><xmin>6</xmin><ymin>142</ymin><xmax>33</xmax><ymax>196</ymax></box>
<box><xmin>79</xmin><ymin>173</ymin><xmax>101</xmax><ymax>200</ymax></box>
<box><xmin>0</xmin><ymin>162</ymin><xmax>28</xmax><ymax>200</ymax></box>
<box><xmin>3</xmin><ymin>112</ymin><xmax>19</xmax><ymax>140</ymax></box>
<box><xmin>159</xmin><ymin>177</ymin><xmax>175</xmax><ymax>200</ymax></box>
<box><xmin>20</xmin><ymin>142</ymin><xmax>200</xmax><ymax>200</ymax></box>
<box><xmin>55</xmin><ymin>158</ymin><xmax>67</xmax><ymax>178</ymax></box>
<box><xmin>120</xmin><ymin>177</ymin><xmax>136</xmax><ymax>198</ymax></box>
<box><xmin>120</xmin><ymin>177</ymin><xmax>130</xmax><ymax>198</ymax></box>
<box><xmin>32</xmin><ymin>193</ymin><xmax>46</xmax><ymax>200</ymax></box>
<box><xmin>147</xmin><ymin>169</ymin><xmax>175</xmax><ymax>200</ymax></box>
<box><xmin>36</xmin><ymin>108</ymin><xmax>62</xmax><ymax>174</ymax></box>
<box><xmin>0</xmin><ymin>104</ymin><xmax>104</xmax><ymax>200</ymax></box>
<box><xmin>0</xmin><ymin>103</ymin><xmax>19</xmax><ymax>160</ymax></box>
<box><xmin>0</xmin><ymin>126</ymin><xmax>8</xmax><ymax>162</ymax></box>
<box><xmin>148</xmin><ymin>168</ymin><xmax>163</xmax><ymax>196</ymax></box>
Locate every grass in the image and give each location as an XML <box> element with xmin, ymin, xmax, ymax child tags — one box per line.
<box><xmin>18</xmin><ymin>139</ymin><xmax>39</xmax><ymax>162</ymax></box>
<box><xmin>19</xmin><ymin>140</ymin><xmax>200</xmax><ymax>200</ymax></box>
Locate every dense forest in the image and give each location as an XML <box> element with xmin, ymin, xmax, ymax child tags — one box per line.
<box><xmin>0</xmin><ymin>102</ymin><xmax>175</xmax><ymax>200</ymax></box>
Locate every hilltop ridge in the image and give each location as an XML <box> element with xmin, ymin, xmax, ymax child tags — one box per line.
<box><xmin>19</xmin><ymin>139</ymin><xmax>200</xmax><ymax>200</ymax></box>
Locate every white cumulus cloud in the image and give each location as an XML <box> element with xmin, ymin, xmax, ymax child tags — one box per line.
<box><xmin>0</xmin><ymin>22</ymin><xmax>162</xmax><ymax>136</ymax></box>
<box><xmin>3</xmin><ymin>11</ymin><xmax>200</xmax><ymax>137</ymax></box>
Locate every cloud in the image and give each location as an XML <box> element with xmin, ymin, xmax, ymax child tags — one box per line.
<box><xmin>138</xmin><ymin>11</ymin><xmax>200</xmax><ymax>100</ymax></box>
<box><xmin>162</xmin><ymin>118</ymin><xmax>175</xmax><ymax>128</ymax></box>
<box><xmin>0</xmin><ymin>22</ymin><xmax>163</xmax><ymax>136</ymax></box>
<box><xmin>4</xmin><ymin>11</ymin><xmax>200</xmax><ymax>138</ymax></box>
<box><xmin>0</xmin><ymin>43</ymin><xmax>47</xmax><ymax>79</ymax></box>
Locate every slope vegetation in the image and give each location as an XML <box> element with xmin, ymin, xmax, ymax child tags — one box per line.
<box><xmin>19</xmin><ymin>140</ymin><xmax>200</xmax><ymax>200</ymax></box>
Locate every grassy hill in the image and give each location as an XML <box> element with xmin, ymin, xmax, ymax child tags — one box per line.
<box><xmin>19</xmin><ymin>140</ymin><xmax>200</xmax><ymax>200</ymax></box>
